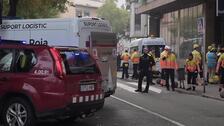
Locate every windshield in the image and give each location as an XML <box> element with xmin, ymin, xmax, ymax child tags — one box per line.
<box><xmin>60</xmin><ymin>50</ymin><xmax>99</xmax><ymax>75</ymax></box>
<box><xmin>143</xmin><ymin>45</ymin><xmax>165</xmax><ymax>58</ymax></box>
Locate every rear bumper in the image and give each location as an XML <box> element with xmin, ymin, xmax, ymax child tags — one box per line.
<box><xmin>104</xmin><ymin>89</ymin><xmax>115</xmax><ymax>97</ymax></box>
<box><xmin>37</xmin><ymin>99</ymin><xmax>105</xmax><ymax>119</ymax></box>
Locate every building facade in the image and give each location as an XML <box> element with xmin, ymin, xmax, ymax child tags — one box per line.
<box><xmin>136</xmin><ymin>0</ymin><xmax>224</xmax><ymax>67</ymax></box>
<box><xmin>60</xmin><ymin>0</ymin><xmax>105</xmax><ymax>18</ymax></box>
<box><xmin>126</xmin><ymin>0</ymin><xmax>149</xmax><ymax>38</ymax></box>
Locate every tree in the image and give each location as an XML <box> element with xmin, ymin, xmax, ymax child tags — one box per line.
<box><xmin>2</xmin><ymin>0</ymin><xmax>69</xmax><ymax>18</ymax></box>
<box><xmin>97</xmin><ymin>0</ymin><xmax>129</xmax><ymax>38</ymax></box>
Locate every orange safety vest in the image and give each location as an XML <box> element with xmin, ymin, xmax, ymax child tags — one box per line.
<box><xmin>160</xmin><ymin>50</ymin><xmax>168</xmax><ymax>69</ymax></box>
<box><xmin>165</xmin><ymin>53</ymin><xmax>178</xmax><ymax>69</ymax></box>
<box><xmin>185</xmin><ymin>59</ymin><xmax>198</xmax><ymax>72</ymax></box>
<box><xmin>121</xmin><ymin>52</ymin><xmax>130</xmax><ymax>63</ymax></box>
<box><xmin>131</xmin><ymin>51</ymin><xmax>140</xmax><ymax>64</ymax></box>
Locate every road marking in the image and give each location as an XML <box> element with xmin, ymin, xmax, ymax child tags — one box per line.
<box><xmin>126</xmin><ymin>82</ymin><xmax>162</xmax><ymax>93</ymax></box>
<box><xmin>117</xmin><ymin>82</ymin><xmax>137</xmax><ymax>93</ymax></box>
<box><xmin>111</xmin><ymin>95</ymin><xmax>185</xmax><ymax>126</ymax></box>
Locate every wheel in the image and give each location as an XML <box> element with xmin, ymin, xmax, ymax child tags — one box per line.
<box><xmin>1</xmin><ymin>97</ymin><xmax>36</xmax><ymax>126</ymax></box>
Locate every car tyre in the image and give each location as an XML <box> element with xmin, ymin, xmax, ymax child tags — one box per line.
<box><xmin>1</xmin><ymin>97</ymin><xmax>36</xmax><ymax>126</ymax></box>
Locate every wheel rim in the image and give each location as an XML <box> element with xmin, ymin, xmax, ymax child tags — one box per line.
<box><xmin>6</xmin><ymin>103</ymin><xmax>27</xmax><ymax>126</ymax></box>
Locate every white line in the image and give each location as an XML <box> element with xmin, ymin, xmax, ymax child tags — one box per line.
<box><xmin>111</xmin><ymin>95</ymin><xmax>185</xmax><ymax>126</ymax></box>
<box><xmin>126</xmin><ymin>82</ymin><xmax>162</xmax><ymax>93</ymax></box>
<box><xmin>117</xmin><ymin>82</ymin><xmax>137</xmax><ymax>93</ymax></box>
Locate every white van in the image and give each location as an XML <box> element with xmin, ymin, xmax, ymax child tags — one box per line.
<box><xmin>129</xmin><ymin>37</ymin><xmax>166</xmax><ymax>76</ymax></box>
<box><xmin>0</xmin><ymin>17</ymin><xmax>117</xmax><ymax>97</ymax></box>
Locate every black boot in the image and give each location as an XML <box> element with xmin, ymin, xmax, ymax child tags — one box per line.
<box><xmin>186</xmin><ymin>87</ymin><xmax>192</xmax><ymax>91</ymax></box>
<box><xmin>193</xmin><ymin>86</ymin><xmax>196</xmax><ymax>91</ymax></box>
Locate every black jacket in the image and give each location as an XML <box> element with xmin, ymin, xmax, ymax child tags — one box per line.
<box><xmin>139</xmin><ymin>53</ymin><xmax>155</xmax><ymax>71</ymax></box>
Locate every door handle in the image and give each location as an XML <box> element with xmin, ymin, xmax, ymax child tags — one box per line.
<box><xmin>0</xmin><ymin>77</ymin><xmax>9</xmax><ymax>81</ymax></box>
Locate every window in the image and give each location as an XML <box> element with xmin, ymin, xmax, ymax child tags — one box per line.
<box><xmin>84</xmin><ymin>10</ymin><xmax>90</xmax><ymax>16</ymax></box>
<box><xmin>76</xmin><ymin>9</ymin><xmax>82</xmax><ymax>17</ymax></box>
<box><xmin>60</xmin><ymin>50</ymin><xmax>99</xmax><ymax>74</ymax></box>
<box><xmin>0</xmin><ymin>49</ymin><xmax>13</xmax><ymax>72</ymax></box>
<box><xmin>16</xmin><ymin>49</ymin><xmax>37</xmax><ymax>72</ymax></box>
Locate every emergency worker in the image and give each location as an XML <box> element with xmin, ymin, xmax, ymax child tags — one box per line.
<box><xmin>163</xmin><ymin>46</ymin><xmax>178</xmax><ymax>91</ymax></box>
<box><xmin>131</xmin><ymin>49</ymin><xmax>140</xmax><ymax>80</ymax></box>
<box><xmin>185</xmin><ymin>53</ymin><xmax>200</xmax><ymax>91</ymax></box>
<box><xmin>135</xmin><ymin>48</ymin><xmax>155</xmax><ymax>93</ymax></box>
<box><xmin>121</xmin><ymin>50</ymin><xmax>130</xmax><ymax>79</ymax></box>
<box><xmin>216</xmin><ymin>47</ymin><xmax>224</xmax><ymax>92</ymax></box>
<box><xmin>159</xmin><ymin>46</ymin><xmax>169</xmax><ymax>86</ymax></box>
<box><xmin>192</xmin><ymin>44</ymin><xmax>203</xmax><ymax>79</ymax></box>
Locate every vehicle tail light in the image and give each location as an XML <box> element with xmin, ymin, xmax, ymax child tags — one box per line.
<box><xmin>50</xmin><ymin>48</ymin><xmax>65</xmax><ymax>79</ymax></box>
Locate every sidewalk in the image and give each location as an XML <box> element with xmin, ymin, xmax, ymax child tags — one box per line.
<box><xmin>117</xmin><ymin>71</ymin><xmax>224</xmax><ymax>101</ymax></box>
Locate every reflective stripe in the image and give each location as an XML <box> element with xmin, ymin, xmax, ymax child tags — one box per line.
<box><xmin>131</xmin><ymin>51</ymin><xmax>140</xmax><ymax>64</ymax></box>
<box><xmin>185</xmin><ymin>59</ymin><xmax>197</xmax><ymax>72</ymax></box>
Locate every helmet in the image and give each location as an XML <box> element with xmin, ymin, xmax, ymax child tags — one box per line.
<box><xmin>207</xmin><ymin>46</ymin><xmax>212</xmax><ymax>51</ymax></box>
<box><xmin>193</xmin><ymin>44</ymin><xmax>199</xmax><ymax>49</ymax></box>
<box><xmin>211</xmin><ymin>48</ymin><xmax>216</xmax><ymax>52</ymax></box>
<box><xmin>164</xmin><ymin>46</ymin><xmax>171</xmax><ymax>50</ymax></box>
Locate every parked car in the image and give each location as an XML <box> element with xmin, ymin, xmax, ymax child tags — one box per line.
<box><xmin>0</xmin><ymin>40</ymin><xmax>104</xmax><ymax>126</ymax></box>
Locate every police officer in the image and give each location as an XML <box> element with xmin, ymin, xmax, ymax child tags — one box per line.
<box><xmin>135</xmin><ymin>47</ymin><xmax>155</xmax><ymax>93</ymax></box>
<box><xmin>121</xmin><ymin>50</ymin><xmax>130</xmax><ymax>79</ymax></box>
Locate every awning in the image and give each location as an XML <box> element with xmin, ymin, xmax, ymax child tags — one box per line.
<box><xmin>136</xmin><ymin>0</ymin><xmax>205</xmax><ymax>15</ymax></box>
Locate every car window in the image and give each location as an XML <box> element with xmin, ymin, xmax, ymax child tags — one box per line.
<box><xmin>60</xmin><ymin>50</ymin><xmax>99</xmax><ymax>74</ymax></box>
<box><xmin>0</xmin><ymin>49</ymin><xmax>13</xmax><ymax>72</ymax></box>
<box><xmin>15</xmin><ymin>49</ymin><xmax>37</xmax><ymax>72</ymax></box>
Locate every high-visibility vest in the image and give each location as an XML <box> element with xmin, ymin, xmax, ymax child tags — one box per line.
<box><xmin>217</xmin><ymin>53</ymin><xmax>224</xmax><ymax>70</ymax></box>
<box><xmin>165</xmin><ymin>53</ymin><xmax>178</xmax><ymax>69</ymax></box>
<box><xmin>131</xmin><ymin>51</ymin><xmax>140</xmax><ymax>64</ymax></box>
<box><xmin>185</xmin><ymin>59</ymin><xmax>198</xmax><ymax>72</ymax></box>
<box><xmin>121</xmin><ymin>52</ymin><xmax>130</xmax><ymax>63</ymax></box>
<box><xmin>192</xmin><ymin>50</ymin><xmax>202</xmax><ymax>65</ymax></box>
<box><xmin>160</xmin><ymin>50</ymin><xmax>168</xmax><ymax>69</ymax></box>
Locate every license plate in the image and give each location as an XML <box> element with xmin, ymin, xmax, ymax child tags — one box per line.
<box><xmin>80</xmin><ymin>84</ymin><xmax>95</xmax><ymax>92</ymax></box>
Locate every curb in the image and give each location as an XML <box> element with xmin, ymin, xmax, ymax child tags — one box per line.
<box><xmin>201</xmin><ymin>94</ymin><xmax>224</xmax><ymax>102</ymax></box>
<box><xmin>175</xmin><ymin>88</ymin><xmax>224</xmax><ymax>102</ymax></box>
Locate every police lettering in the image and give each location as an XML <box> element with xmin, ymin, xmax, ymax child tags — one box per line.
<box><xmin>29</xmin><ymin>39</ymin><xmax>48</xmax><ymax>45</ymax></box>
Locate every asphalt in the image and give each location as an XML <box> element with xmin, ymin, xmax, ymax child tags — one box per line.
<box><xmin>117</xmin><ymin>70</ymin><xmax>224</xmax><ymax>101</ymax></box>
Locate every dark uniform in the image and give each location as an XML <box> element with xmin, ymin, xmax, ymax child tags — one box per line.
<box><xmin>135</xmin><ymin>52</ymin><xmax>155</xmax><ymax>93</ymax></box>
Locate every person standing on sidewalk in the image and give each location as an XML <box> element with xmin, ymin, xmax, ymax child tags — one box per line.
<box><xmin>192</xmin><ymin>44</ymin><xmax>203</xmax><ymax>85</ymax></box>
<box><xmin>160</xmin><ymin>46</ymin><xmax>169</xmax><ymax>86</ymax></box>
<box><xmin>121</xmin><ymin>50</ymin><xmax>130</xmax><ymax>79</ymax></box>
<box><xmin>163</xmin><ymin>46</ymin><xmax>178</xmax><ymax>91</ymax></box>
<box><xmin>135</xmin><ymin>47</ymin><xmax>155</xmax><ymax>93</ymax></box>
<box><xmin>207</xmin><ymin>47</ymin><xmax>217</xmax><ymax>83</ymax></box>
<box><xmin>216</xmin><ymin>47</ymin><xmax>224</xmax><ymax>92</ymax></box>
<box><xmin>185</xmin><ymin>53</ymin><xmax>200</xmax><ymax>91</ymax></box>
<box><xmin>131</xmin><ymin>49</ymin><xmax>140</xmax><ymax>80</ymax></box>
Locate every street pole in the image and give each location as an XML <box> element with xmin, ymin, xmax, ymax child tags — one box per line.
<box><xmin>0</xmin><ymin>0</ymin><xmax>3</xmax><ymax>24</ymax></box>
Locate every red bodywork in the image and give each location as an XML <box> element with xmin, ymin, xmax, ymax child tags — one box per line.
<box><xmin>0</xmin><ymin>44</ymin><xmax>104</xmax><ymax>118</ymax></box>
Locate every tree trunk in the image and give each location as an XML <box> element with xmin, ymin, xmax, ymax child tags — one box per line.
<box><xmin>8</xmin><ymin>0</ymin><xmax>19</xmax><ymax>17</ymax></box>
<box><xmin>0</xmin><ymin>0</ymin><xmax>3</xmax><ymax>24</ymax></box>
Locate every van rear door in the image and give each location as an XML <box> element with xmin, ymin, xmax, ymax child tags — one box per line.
<box><xmin>90</xmin><ymin>32</ymin><xmax>117</xmax><ymax>96</ymax></box>
<box><xmin>57</xmin><ymin>48</ymin><xmax>103</xmax><ymax>104</ymax></box>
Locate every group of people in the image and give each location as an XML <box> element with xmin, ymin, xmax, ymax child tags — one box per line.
<box><xmin>120</xmin><ymin>48</ymin><xmax>155</xmax><ymax>93</ymax></box>
<box><xmin>205</xmin><ymin>44</ymin><xmax>224</xmax><ymax>92</ymax></box>
<box><xmin>119</xmin><ymin>43</ymin><xmax>224</xmax><ymax>93</ymax></box>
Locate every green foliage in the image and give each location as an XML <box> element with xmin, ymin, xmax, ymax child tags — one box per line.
<box><xmin>97</xmin><ymin>0</ymin><xmax>129</xmax><ymax>38</ymax></box>
<box><xmin>2</xmin><ymin>0</ymin><xmax>68</xmax><ymax>18</ymax></box>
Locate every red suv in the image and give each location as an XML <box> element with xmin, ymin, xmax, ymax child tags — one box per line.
<box><xmin>0</xmin><ymin>41</ymin><xmax>104</xmax><ymax>126</ymax></box>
